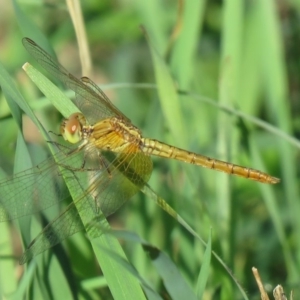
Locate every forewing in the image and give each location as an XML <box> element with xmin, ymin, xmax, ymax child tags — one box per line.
<box><xmin>0</xmin><ymin>144</ymin><xmax>86</xmax><ymax>221</ymax></box>
<box><xmin>22</xmin><ymin>38</ymin><xmax>122</xmax><ymax>123</ymax></box>
<box><xmin>80</xmin><ymin>77</ymin><xmax>130</xmax><ymax>123</ymax></box>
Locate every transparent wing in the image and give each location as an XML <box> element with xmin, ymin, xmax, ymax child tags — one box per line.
<box><xmin>92</xmin><ymin>149</ymin><xmax>153</xmax><ymax>216</ymax></box>
<box><xmin>61</xmin><ymin>143</ymin><xmax>153</xmax><ymax>218</ymax></box>
<box><xmin>80</xmin><ymin>76</ymin><xmax>130</xmax><ymax>123</ymax></box>
<box><xmin>19</xmin><ymin>200</ymin><xmax>84</xmax><ymax>264</ymax></box>
<box><xmin>22</xmin><ymin>37</ymin><xmax>127</xmax><ymax>124</ymax></box>
<box><xmin>18</xmin><ymin>145</ymin><xmax>153</xmax><ymax>263</ymax></box>
<box><xmin>0</xmin><ymin>147</ymin><xmax>77</xmax><ymax>221</ymax></box>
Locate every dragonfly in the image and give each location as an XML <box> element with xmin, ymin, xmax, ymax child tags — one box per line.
<box><xmin>0</xmin><ymin>38</ymin><xmax>280</xmax><ymax>264</ymax></box>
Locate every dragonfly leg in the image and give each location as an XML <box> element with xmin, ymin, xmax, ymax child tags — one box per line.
<box><xmin>48</xmin><ymin>130</ymin><xmax>62</xmax><ymax>138</ymax></box>
<box><xmin>47</xmin><ymin>140</ymin><xmax>73</xmax><ymax>154</ymax></box>
<box><xmin>75</xmin><ymin>151</ymin><xmax>111</xmax><ymax>173</ymax></box>
<box><xmin>98</xmin><ymin>154</ymin><xmax>112</xmax><ymax>179</ymax></box>
<box><xmin>47</xmin><ymin>140</ymin><xmax>67</xmax><ymax>147</ymax></box>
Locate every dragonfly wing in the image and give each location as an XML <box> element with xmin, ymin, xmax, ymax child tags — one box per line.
<box><xmin>0</xmin><ymin>153</ymin><xmax>64</xmax><ymax>221</ymax></box>
<box><xmin>62</xmin><ymin>141</ymin><xmax>153</xmax><ymax>220</ymax></box>
<box><xmin>80</xmin><ymin>77</ymin><xmax>131</xmax><ymax>123</ymax></box>
<box><xmin>87</xmin><ymin>149</ymin><xmax>153</xmax><ymax>217</ymax></box>
<box><xmin>22</xmin><ymin>38</ymin><xmax>123</xmax><ymax>123</ymax></box>
<box><xmin>0</xmin><ymin>143</ymin><xmax>88</xmax><ymax>221</ymax></box>
<box><xmin>19</xmin><ymin>146</ymin><xmax>153</xmax><ymax>263</ymax></box>
<box><xmin>19</xmin><ymin>201</ymin><xmax>84</xmax><ymax>264</ymax></box>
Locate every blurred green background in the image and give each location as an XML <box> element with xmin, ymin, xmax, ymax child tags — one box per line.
<box><xmin>0</xmin><ymin>0</ymin><xmax>299</xmax><ymax>299</ymax></box>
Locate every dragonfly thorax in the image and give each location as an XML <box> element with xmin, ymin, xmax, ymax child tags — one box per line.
<box><xmin>111</xmin><ymin>117</ymin><xmax>142</xmax><ymax>144</ymax></box>
<box><xmin>88</xmin><ymin>117</ymin><xmax>143</xmax><ymax>153</ymax></box>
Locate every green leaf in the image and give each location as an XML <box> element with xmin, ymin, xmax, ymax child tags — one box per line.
<box><xmin>196</xmin><ymin>229</ymin><xmax>212</xmax><ymax>299</ymax></box>
<box><xmin>22</xmin><ymin>61</ymin><xmax>146</xmax><ymax>299</ymax></box>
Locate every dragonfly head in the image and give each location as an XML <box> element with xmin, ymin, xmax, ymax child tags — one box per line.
<box><xmin>60</xmin><ymin>113</ymin><xmax>86</xmax><ymax>144</ymax></box>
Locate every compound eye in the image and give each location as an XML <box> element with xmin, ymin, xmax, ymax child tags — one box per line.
<box><xmin>60</xmin><ymin>113</ymin><xmax>85</xmax><ymax>144</ymax></box>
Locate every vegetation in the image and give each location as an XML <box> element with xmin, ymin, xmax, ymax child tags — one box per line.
<box><xmin>0</xmin><ymin>1</ymin><xmax>298</xmax><ymax>299</ymax></box>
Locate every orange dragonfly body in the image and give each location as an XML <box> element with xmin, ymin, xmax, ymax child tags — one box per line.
<box><xmin>0</xmin><ymin>38</ymin><xmax>279</xmax><ymax>264</ymax></box>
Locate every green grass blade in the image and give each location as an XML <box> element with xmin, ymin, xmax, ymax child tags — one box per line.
<box><xmin>196</xmin><ymin>229</ymin><xmax>211</xmax><ymax>299</ymax></box>
<box><xmin>141</xmin><ymin>183</ymin><xmax>249</xmax><ymax>299</ymax></box>
<box><xmin>22</xmin><ymin>61</ymin><xmax>146</xmax><ymax>299</ymax></box>
<box><xmin>170</xmin><ymin>0</ymin><xmax>206</xmax><ymax>89</ymax></box>
<box><xmin>142</xmin><ymin>244</ymin><xmax>197</xmax><ymax>300</ymax></box>
<box><xmin>143</xmin><ymin>26</ymin><xmax>186</xmax><ymax>146</ymax></box>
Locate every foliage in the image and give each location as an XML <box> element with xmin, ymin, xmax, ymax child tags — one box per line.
<box><xmin>0</xmin><ymin>0</ymin><xmax>299</xmax><ymax>299</ymax></box>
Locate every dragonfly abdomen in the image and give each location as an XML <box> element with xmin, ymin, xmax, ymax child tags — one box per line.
<box><xmin>141</xmin><ymin>138</ymin><xmax>279</xmax><ymax>184</ymax></box>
